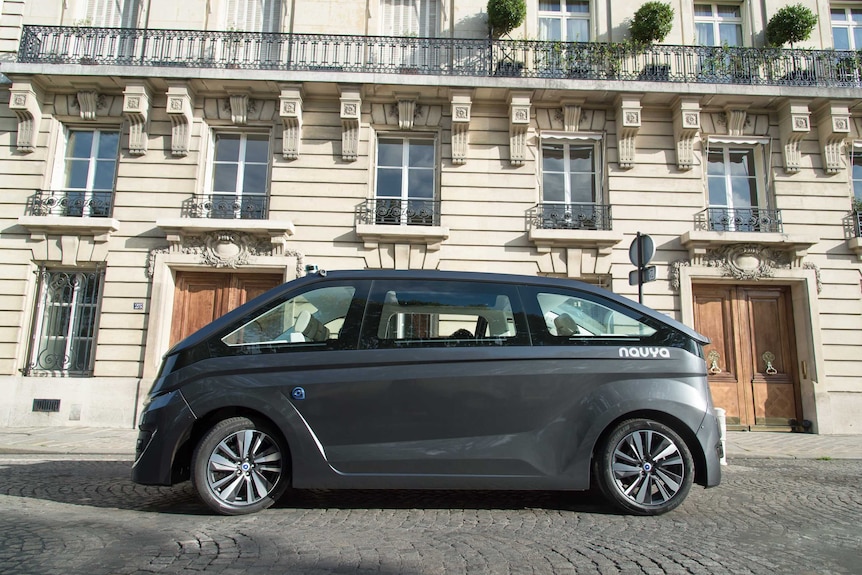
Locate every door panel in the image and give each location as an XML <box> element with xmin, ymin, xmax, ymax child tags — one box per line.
<box><xmin>171</xmin><ymin>272</ymin><xmax>281</xmax><ymax>346</ymax></box>
<box><xmin>693</xmin><ymin>284</ymin><xmax>800</xmax><ymax>430</ymax></box>
<box><xmin>693</xmin><ymin>286</ymin><xmax>747</xmax><ymax>426</ymax></box>
<box><xmin>744</xmin><ymin>288</ymin><xmax>799</xmax><ymax>426</ymax></box>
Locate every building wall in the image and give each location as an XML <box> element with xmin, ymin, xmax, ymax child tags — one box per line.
<box><xmin>0</xmin><ymin>0</ymin><xmax>860</xmax><ymax>432</ymax></box>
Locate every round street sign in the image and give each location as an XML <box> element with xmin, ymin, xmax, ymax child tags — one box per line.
<box><xmin>629</xmin><ymin>233</ymin><xmax>656</xmax><ymax>267</ymax></box>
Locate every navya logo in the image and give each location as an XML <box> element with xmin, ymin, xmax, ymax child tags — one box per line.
<box><xmin>619</xmin><ymin>347</ymin><xmax>671</xmax><ymax>359</ymax></box>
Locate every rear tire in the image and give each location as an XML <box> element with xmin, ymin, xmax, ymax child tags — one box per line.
<box><xmin>595</xmin><ymin>418</ymin><xmax>694</xmax><ymax>515</ymax></box>
<box><xmin>192</xmin><ymin>416</ymin><xmax>289</xmax><ymax>515</ymax></box>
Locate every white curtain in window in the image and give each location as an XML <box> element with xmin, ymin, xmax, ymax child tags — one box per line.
<box><xmin>225</xmin><ymin>0</ymin><xmax>283</xmax><ymax>32</ymax></box>
<box><xmin>83</xmin><ymin>0</ymin><xmax>141</xmax><ymax>27</ymax></box>
<box><xmin>381</xmin><ymin>0</ymin><xmax>438</xmax><ymax>37</ymax></box>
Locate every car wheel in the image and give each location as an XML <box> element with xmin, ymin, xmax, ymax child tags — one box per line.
<box><xmin>191</xmin><ymin>416</ymin><xmax>289</xmax><ymax>515</ymax></box>
<box><xmin>595</xmin><ymin>418</ymin><xmax>694</xmax><ymax>515</ymax></box>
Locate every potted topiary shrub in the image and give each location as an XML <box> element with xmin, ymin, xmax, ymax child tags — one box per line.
<box><xmin>629</xmin><ymin>1</ymin><xmax>675</xmax><ymax>80</ymax></box>
<box><xmin>487</xmin><ymin>0</ymin><xmax>526</xmax><ymax>76</ymax></box>
<box><xmin>765</xmin><ymin>3</ymin><xmax>818</xmax><ymax>82</ymax></box>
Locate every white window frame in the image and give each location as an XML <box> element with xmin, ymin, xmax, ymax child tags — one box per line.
<box><xmin>373</xmin><ymin>133</ymin><xmax>438</xmax><ymax>225</ymax></box>
<box><xmin>703</xmin><ymin>137</ymin><xmax>773</xmax><ymax>230</ymax></box>
<box><xmin>51</xmin><ymin>127</ymin><xmax>120</xmax><ymax>217</ymax></box>
<box><xmin>694</xmin><ymin>2</ymin><xmax>745</xmax><ymax>47</ymax></box>
<box><xmin>831</xmin><ymin>4</ymin><xmax>862</xmax><ymax>50</ymax></box>
<box><xmin>538</xmin><ymin>0</ymin><xmax>591</xmax><ymax>42</ymax></box>
<box><xmin>26</xmin><ymin>268</ymin><xmax>104</xmax><ymax>377</ymax></box>
<box><xmin>850</xmin><ymin>142</ymin><xmax>862</xmax><ymax>202</ymax></box>
<box><xmin>539</xmin><ymin>133</ymin><xmax>603</xmax><ymax>205</ymax></box>
<box><xmin>206</xmin><ymin>130</ymin><xmax>272</xmax><ymax>219</ymax></box>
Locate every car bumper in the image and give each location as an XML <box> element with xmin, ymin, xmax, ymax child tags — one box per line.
<box><xmin>131</xmin><ymin>389</ymin><xmax>196</xmax><ymax>486</ymax></box>
<box><xmin>696</xmin><ymin>410</ymin><xmax>723</xmax><ymax>487</ymax></box>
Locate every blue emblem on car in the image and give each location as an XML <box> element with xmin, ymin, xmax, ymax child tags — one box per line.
<box><xmin>291</xmin><ymin>387</ymin><xmax>306</xmax><ymax>400</ymax></box>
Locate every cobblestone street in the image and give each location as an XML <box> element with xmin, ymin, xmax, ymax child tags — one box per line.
<box><xmin>0</xmin><ymin>455</ymin><xmax>860</xmax><ymax>574</ymax></box>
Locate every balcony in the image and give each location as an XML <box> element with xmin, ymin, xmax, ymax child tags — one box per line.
<box><xmin>695</xmin><ymin>207</ymin><xmax>783</xmax><ymax>233</ymax></box>
<box><xmin>28</xmin><ymin>189</ymin><xmax>114</xmax><ymax>217</ymax></box>
<box><xmin>183</xmin><ymin>193</ymin><xmax>269</xmax><ymax>220</ymax></box>
<box><xmin>355</xmin><ymin>199</ymin><xmax>448</xmax><ymax>252</ymax></box>
<box><xmin>529</xmin><ymin>203</ymin><xmax>612</xmax><ymax>231</ymax></box>
<box><xmin>16</xmin><ymin>25</ymin><xmax>862</xmax><ymax>88</ymax></box>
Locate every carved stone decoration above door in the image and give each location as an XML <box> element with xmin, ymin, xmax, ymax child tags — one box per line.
<box><xmin>703</xmin><ymin>244</ymin><xmax>791</xmax><ymax>281</ymax></box>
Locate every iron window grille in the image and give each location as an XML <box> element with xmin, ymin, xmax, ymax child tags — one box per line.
<box><xmin>24</xmin><ymin>268</ymin><xmax>105</xmax><ymax>377</ymax></box>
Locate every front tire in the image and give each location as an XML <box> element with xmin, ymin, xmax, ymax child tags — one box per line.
<box><xmin>192</xmin><ymin>416</ymin><xmax>289</xmax><ymax>515</ymax></box>
<box><xmin>595</xmin><ymin>418</ymin><xmax>694</xmax><ymax>515</ymax></box>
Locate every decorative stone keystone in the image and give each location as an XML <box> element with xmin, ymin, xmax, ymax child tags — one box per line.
<box><xmin>561</xmin><ymin>98</ymin><xmax>584</xmax><ymax>132</ymax></box>
<box><xmin>396</xmin><ymin>93</ymin><xmax>420</xmax><ymax>130</ymax></box>
<box><xmin>724</xmin><ymin>104</ymin><xmax>749</xmax><ymax>136</ymax></box>
<box><xmin>77</xmin><ymin>90</ymin><xmax>100</xmax><ymax>121</ymax></box>
<box><xmin>228</xmin><ymin>93</ymin><xmax>250</xmax><ymax>125</ymax></box>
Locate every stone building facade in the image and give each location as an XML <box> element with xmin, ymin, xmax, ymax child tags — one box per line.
<box><xmin>0</xmin><ymin>0</ymin><xmax>860</xmax><ymax>432</ymax></box>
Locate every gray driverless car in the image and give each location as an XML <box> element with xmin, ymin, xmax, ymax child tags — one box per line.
<box><xmin>132</xmin><ymin>269</ymin><xmax>722</xmax><ymax>516</ymax></box>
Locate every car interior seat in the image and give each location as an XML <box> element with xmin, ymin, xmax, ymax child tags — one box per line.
<box><xmin>294</xmin><ymin>310</ymin><xmax>330</xmax><ymax>342</ymax></box>
<box><xmin>554</xmin><ymin>313</ymin><xmax>580</xmax><ymax>336</ymax></box>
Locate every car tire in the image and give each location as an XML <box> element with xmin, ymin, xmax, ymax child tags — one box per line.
<box><xmin>595</xmin><ymin>418</ymin><xmax>694</xmax><ymax>515</ymax></box>
<box><xmin>191</xmin><ymin>416</ymin><xmax>289</xmax><ymax>515</ymax></box>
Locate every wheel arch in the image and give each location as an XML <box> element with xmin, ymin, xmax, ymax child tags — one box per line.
<box><xmin>172</xmin><ymin>406</ymin><xmax>293</xmax><ymax>485</ymax></box>
<box><xmin>590</xmin><ymin>409</ymin><xmax>709</xmax><ymax>488</ymax></box>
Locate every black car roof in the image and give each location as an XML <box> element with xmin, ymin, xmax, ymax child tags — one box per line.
<box><xmin>167</xmin><ymin>269</ymin><xmax>708</xmax><ymax>354</ymax></box>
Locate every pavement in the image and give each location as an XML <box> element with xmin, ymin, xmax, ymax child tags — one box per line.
<box><xmin>0</xmin><ymin>425</ymin><xmax>859</xmax><ymax>459</ymax></box>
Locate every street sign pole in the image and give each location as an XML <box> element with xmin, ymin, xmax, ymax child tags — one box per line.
<box><xmin>628</xmin><ymin>232</ymin><xmax>656</xmax><ymax>305</ymax></box>
<box><xmin>637</xmin><ymin>232</ymin><xmax>643</xmax><ymax>304</ymax></box>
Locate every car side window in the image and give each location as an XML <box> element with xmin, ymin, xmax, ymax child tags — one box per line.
<box><xmin>361</xmin><ymin>280</ymin><xmax>529</xmax><ymax>348</ymax></box>
<box><xmin>221</xmin><ymin>285</ymin><xmax>357</xmax><ymax>348</ymax></box>
<box><xmin>527</xmin><ymin>288</ymin><xmax>658</xmax><ymax>345</ymax></box>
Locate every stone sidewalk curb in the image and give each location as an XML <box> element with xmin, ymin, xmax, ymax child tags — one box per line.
<box><xmin>0</xmin><ymin>426</ymin><xmax>860</xmax><ymax>459</ymax></box>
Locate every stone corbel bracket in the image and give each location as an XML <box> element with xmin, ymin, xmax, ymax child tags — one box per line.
<box><xmin>396</xmin><ymin>93</ymin><xmax>420</xmax><ymax>130</ymax></box>
<box><xmin>561</xmin><ymin>98</ymin><xmax>584</xmax><ymax>132</ymax></box>
<box><xmin>673</xmin><ymin>97</ymin><xmax>701</xmax><ymax>170</ymax></box>
<box><xmin>77</xmin><ymin>90</ymin><xmax>101</xmax><ymax>121</ymax></box>
<box><xmin>778</xmin><ymin>100</ymin><xmax>810</xmax><ymax>173</ymax></box>
<box><xmin>123</xmin><ymin>83</ymin><xmax>152</xmax><ymax>156</ymax></box>
<box><xmin>228</xmin><ymin>92</ymin><xmax>250</xmax><ymax>125</ymax></box>
<box><xmin>816</xmin><ymin>103</ymin><xmax>851</xmax><ymax>174</ymax></box>
<box><xmin>166</xmin><ymin>85</ymin><xmax>194</xmax><ymax>157</ymax></box>
<box><xmin>340</xmin><ymin>86</ymin><xmax>362</xmax><ymax>162</ymax></box>
<box><xmin>8</xmin><ymin>81</ymin><xmax>43</xmax><ymax>153</ymax></box>
<box><xmin>617</xmin><ymin>94</ymin><xmax>642</xmax><ymax>169</ymax></box>
<box><xmin>724</xmin><ymin>104</ymin><xmax>749</xmax><ymax>136</ymax></box>
<box><xmin>509</xmin><ymin>91</ymin><xmax>532</xmax><ymax>166</ymax></box>
<box><xmin>450</xmin><ymin>90</ymin><xmax>472</xmax><ymax>165</ymax></box>
<box><xmin>279</xmin><ymin>84</ymin><xmax>303</xmax><ymax>160</ymax></box>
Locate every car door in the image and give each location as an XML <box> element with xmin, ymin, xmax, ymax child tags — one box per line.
<box><xmin>288</xmin><ymin>278</ymin><xmax>586</xmax><ymax>483</ymax></box>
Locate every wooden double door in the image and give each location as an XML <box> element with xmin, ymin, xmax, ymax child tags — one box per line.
<box><xmin>170</xmin><ymin>271</ymin><xmax>283</xmax><ymax>347</ymax></box>
<box><xmin>693</xmin><ymin>284</ymin><xmax>801</xmax><ymax>430</ymax></box>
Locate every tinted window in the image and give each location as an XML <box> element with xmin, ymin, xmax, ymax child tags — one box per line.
<box><xmin>221</xmin><ymin>285</ymin><xmax>357</xmax><ymax>348</ymax></box>
<box><xmin>522</xmin><ymin>286</ymin><xmax>692</xmax><ymax>349</ymax></box>
<box><xmin>361</xmin><ymin>280</ymin><xmax>529</xmax><ymax>348</ymax></box>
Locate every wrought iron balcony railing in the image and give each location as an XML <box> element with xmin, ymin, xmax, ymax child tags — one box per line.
<box><xmin>696</xmin><ymin>207</ymin><xmax>783</xmax><ymax>233</ymax></box>
<box><xmin>29</xmin><ymin>189</ymin><xmax>114</xmax><ymax>217</ymax></box>
<box><xmin>853</xmin><ymin>210</ymin><xmax>862</xmax><ymax>238</ymax></box>
<box><xmin>184</xmin><ymin>193</ymin><xmax>269</xmax><ymax>220</ymax></box>
<box><xmin>359</xmin><ymin>198</ymin><xmax>440</xmax><ymax>227</ymax></box>
<box><xmin>529</xmin><ymin>203</ymin><xmax>613</xmax><ymax>231</ymax></box>
<box><xmin>17</xmin><ymin>25</ymin><xmax>862</xmax><ymax>87</ymax></box>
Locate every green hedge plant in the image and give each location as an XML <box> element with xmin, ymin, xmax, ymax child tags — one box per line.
<box><xmin>629</xmin><ymin>1</ymin><xmax>674</xmax><ymax>46</ymax></box>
